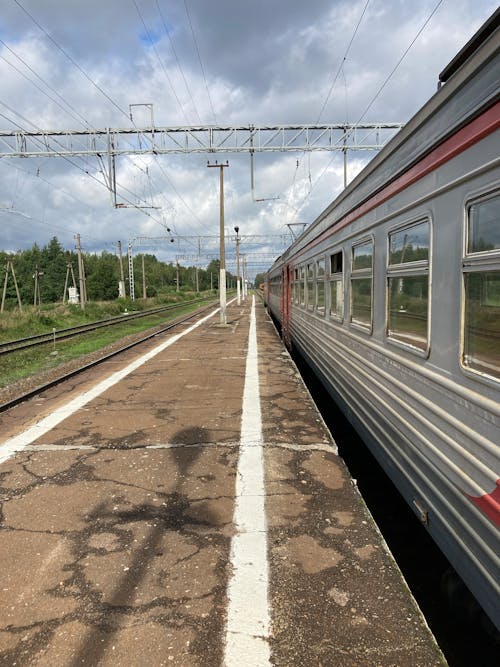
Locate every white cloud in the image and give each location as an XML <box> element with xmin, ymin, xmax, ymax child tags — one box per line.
<box><xmin>0</xmin><ymin>0</ymin><xmax>497</xmax><ymax>275</ymax></box>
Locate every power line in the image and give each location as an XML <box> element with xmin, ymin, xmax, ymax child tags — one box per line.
<box><xmin>12</xmin><ymin>0</ymin><xmax>131</xmax><ymax>124</ymax></box>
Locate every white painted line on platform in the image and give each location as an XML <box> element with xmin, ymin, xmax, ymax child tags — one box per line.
<box><xmin>0</xmin><ymin>305</ymin><xmax>221</xmax><ymax>464</ymax></box>
<box><xmin>224</xmin><ymin>295</ymin><xmax>271</xmax><ymax>666</ymax></box>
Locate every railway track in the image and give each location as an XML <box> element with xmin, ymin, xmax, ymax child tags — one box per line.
<box><xmin>0</xmin><ymin>297</ymin><xmax>212</xmax><ymax>355</ymax></box>
<box><xmin>0</xmin><ymin>299</ymin><xmax>217</xmax><ymax>413</ymax></box>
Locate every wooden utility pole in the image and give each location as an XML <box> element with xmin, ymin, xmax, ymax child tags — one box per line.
<box><xmin>1</xmin><ymin>259</ymin><xmax>23</xmax><ymax>312</ymax></box>
<box><xmin>62</xmin><ymin>263</ymin><xmax>77</xmax><ymax>302</ymax></box>
<box><xmin>207</xmin><ymin>160</ymin><xmax>229</xmax><ymax>325</ymax></box>
<box><xmin>75</xmin><ymin>234</ymin><xmax>86</xmax><ymax>309</ymax></box>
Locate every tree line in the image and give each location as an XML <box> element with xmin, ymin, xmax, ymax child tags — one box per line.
<box><xmin>0</xmin><ymin>237</ymin><xmax>235</xmax><ymax>308</ymax></box>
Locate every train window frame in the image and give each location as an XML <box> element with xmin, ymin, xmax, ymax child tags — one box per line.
<box><xmin>350</xmin><ymin>237</ymin><xmax>374</xmax><ymax>333</ymax></box>
<box><xmin>460</xmin><ymin>191</ymin><xmax>500</xmax><ymax>383</ymax></box>
<box><xmin>386</xmin><ymin>218</ymin><xmax>431</xmax><ymax>357</ymax></box>
<box><xmin>329</xmin><ymin>249</ymin><xmax>344</xmax><ymax>322</ymax></box>
<box><xmin>316</xmin><ymin>256</ymin><xmax>326</xmax><ymax>316</ymax></box>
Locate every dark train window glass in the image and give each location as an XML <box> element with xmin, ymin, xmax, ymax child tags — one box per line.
<box><xmin>317</xmin><ymin>258</ymin><xmax>325</xmax><ymax>278</ymax></box>
<box><xmin>389</xmin><ymin>221</ymin><xmax>429</xmax><ymax>264</ymax></box>
<box><xmin>331</xmin><ymin>251</ymin><xmax>342</xmax><ymax>274</ymax></box>
<box><xmin>468</xmin><ymin>195</ymin><xmax>500</xmax><ymax>253</ymax></box>
<box><xmin>388</xmin><ymin>276</ymin><xmax>429</xmax><ymax>350</ymax></box>
<box><xmin>353</xmin><ymin>242</ymin><xmax>373</xmax><ymax>270</ymax></box>
<box><xmin>351</xmin><ymin>278</ymin><xmax>372</xmax><ymax>326</ymax></box>
<box><xmin>464</xmin><ymin>272</ymin><xmax>500</xmax><ymax>379</ymax></box>
<box><xmin>330</xmin><ymin>250</ymin><xmax>344</xmax><ymax>321</ymax></box>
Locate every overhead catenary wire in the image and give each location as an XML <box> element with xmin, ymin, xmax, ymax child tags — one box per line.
<box><xmin>290</xmin><ymin>0</ymin><xmax>445</xmax><ymax>222</ymax></box>
<box><xmin>282</xmin><ymin>0</ymin><xmax>371</xmax><ymax>223</ymax></box>
<box><xmin>6</xmin><ymin>0</ymin><xmax>237</xmax><ymax>240</ymax></box>
<box><xmin>183</xmin><ymin>0</ymin><xmax>217</xmax><ymax>125</ymax></box>
<box><xmin>0</xmin><ymin>38</ymin><xmax>93</xmax><ymax>131</ymax></box>
<box><xmin>154</xmin><ymin>0</ymin><xmax>203</xmax><ymax>126</ymax></box>
<box><xmin>316</xmin><ymin>0</ymin><xmax>371</xmax><ymax>125</ymax></box>
<box><xmin>0</xmin><ymin>104</ymin><xmax>168</xmax><ymax>230</ymax></box>
<box><xmin>132</xmin><ymin>0</ymin><xmax>192</xmax><ymax>126</ymax></box>
<box><xmin>9</xmin><ymin>0</ymin><xmax>185</xmax><ymax>221</ymax></box>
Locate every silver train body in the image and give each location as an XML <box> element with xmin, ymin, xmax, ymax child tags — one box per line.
<box><xmin>266</xmin><ymin>13</ymin><xmax>500</xmax><ymax>630</ymax></box>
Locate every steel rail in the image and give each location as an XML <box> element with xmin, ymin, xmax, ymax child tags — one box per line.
<box><xmin>0</xmin><ymin>297</ymin><xmax>211</xmax><ymax>355</ymax></box>
<box><xmin>0</xmin><ymin>300</ymin><xmax>218</xmax><ymax>414</ymax></box>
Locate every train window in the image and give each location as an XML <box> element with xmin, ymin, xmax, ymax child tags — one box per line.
<box><xmin>294</xmin><ymin>268</ymin><xmax>299</xmax><ymax>303</ymax></box>
<box><xmin>316</xmin><ymin>258</ymin><xmax>326</xmax><ymax>314</ymax></box>
<box><xmin>307</xmin><ymin>263</ymin><xmax>315</xmax><ymax>310</ymax></box>
<box><xmin>387</xmin><ymin>221</ymin><xmax>430</xmax><ymax>351</ymax></box>
<box><xmin>353</xmin><ymin>242</ymin><xmax>373</xmax><ymax>270</ymax></box>
<box><xmin>351</xmin><ymin>241</ymin><xmax>373</xmax><ymax>330</ymax></box>
<box><xmin>330</xmin><ymin>251</ymin><xmax>343</xmax><ymax>320</ymax></box>
<box><xmin>389</xmin><ymin>221</ymin><xmax>429</xmax><ymax>264</ymax></box>
<box><xmin>463</xmin><ymin>194</ymin><xmax>500</xmax><ymax>380</ymax></box>
<box><xmin>299</xmin><ymin>266</ymin><xmax>305</xmax><ymax>306</ymax></box>
<box><xmin>467</xmin><ymin>195</ymin><xmax>500</xmax><ymax>253</ymax></box>
<box><xmin>331</xmin><ymin>251</ymin><xmax>342</xmax><ymax>274</ymax></box>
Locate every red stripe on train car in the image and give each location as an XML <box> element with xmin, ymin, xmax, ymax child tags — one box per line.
<box><xmin>294</xmin><ymin>100</ymin><xmax>500</xmax><ymax>260</ymax></box>
<box><xmin>467</xmin><ymin>479</ymin><xmax>500</xmax><ymax>528</ymax></box>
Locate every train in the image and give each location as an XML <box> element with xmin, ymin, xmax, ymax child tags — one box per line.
<box><xmin>265</xmin><ymin>10</ymin><xmax>499</xmax><ymax>631</ymax></box>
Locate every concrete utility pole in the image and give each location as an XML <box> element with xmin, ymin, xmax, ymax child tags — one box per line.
<box><xmin>176</xmin><ymin>259</ymin><xmax>180</xmax><ymax>292</ymax></box>
<box><xmin>207</xmin><ymin>161</ymin><xmax>229</xmax><ymax>325</ymax></box>
<box><xmin>75</xmin><ymin>233</ymin><xmax>86</xmax><ymax>310</ymax></box>
<box><xmin>33</xmin><ymin>265</ymin><xmax>43</xmax><ymax>307</ymax></box>
<box><xmin>243</xmin><ymin>256</ymin><xmax>248</xmax><ymax>298</ymax></box>
<box><xmin>234</xmin><ymin>226</ymin><xmax>241</xmax><ymax>305</ymax></box>
<box><xmin>117</xmin><ymin>240</ymin><xmax>126</xmax><ymax>298</ymax></box>
<box><xmin>142</xmin><ymin>254</ymin><xmax>147</xmax><ymax>299</ymax></box>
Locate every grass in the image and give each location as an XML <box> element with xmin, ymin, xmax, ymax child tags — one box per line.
<box><xmin>0</xmin><ymin>295</ymin><xmax>217</xmax><ymax>389</ymax></box>
<box><xmin>0</xmin><ymin>290</ymin><xmax>214</xmax><ymax>342</ymax></box>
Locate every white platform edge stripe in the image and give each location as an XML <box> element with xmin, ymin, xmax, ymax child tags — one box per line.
<box><xmin>224</xmin><ymin>295</ymin><xmax>271</xmax><ymax>666</ymax></box>
<box><xmin>0</xmin><ymin>305</ymin><xmax>221</xmax><ymax>464</ymax></box>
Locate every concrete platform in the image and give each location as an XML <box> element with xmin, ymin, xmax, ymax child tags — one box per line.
<box><xmin>0</xmin><ymin>296</ymin><xmax>445</xmax><ymax>666</ymax></box>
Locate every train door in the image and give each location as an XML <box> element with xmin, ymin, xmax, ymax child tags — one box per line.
<box><xmin>281</xmin><ymin>264</ymin><xmax>292</xmax><ymax>349</ymax></box>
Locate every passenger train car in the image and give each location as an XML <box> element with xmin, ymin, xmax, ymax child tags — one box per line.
<box><xmin>266</xmin><ymin>11</ymin><xmax>500</xmax><ymax>631</ymax></box>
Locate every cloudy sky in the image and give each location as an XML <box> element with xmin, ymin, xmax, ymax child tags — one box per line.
<box><xmin>0</xmin><ymin>0</ymin><xmax>497</xmax><ymax>275</ymax></box>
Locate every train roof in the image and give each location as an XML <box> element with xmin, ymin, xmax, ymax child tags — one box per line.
<box><xmin>439</xmin><ymin>7</ymin><xmax>500</xmax><ymax>83</ymax></box>
<box><xmin>269</xmin><ymin>8</ymin><xmax>500</xmax><ymax>274</ymax></box>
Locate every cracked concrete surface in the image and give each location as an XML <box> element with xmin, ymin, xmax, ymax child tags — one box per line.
<box><xmin>0</xmin><ymin>301</ymin><xmax>445</xmax><ymax>666</ymax></box>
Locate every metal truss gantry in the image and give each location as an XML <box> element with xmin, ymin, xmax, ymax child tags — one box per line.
<box><xmin>127</xmin><ymin>234</ymin><xmax>288</xmax><ymax>299</ymax></box>
<box><xmin>0</xmin><ymin>123</ymin><xmax>403</xmax><ymax>158</ymax></box>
